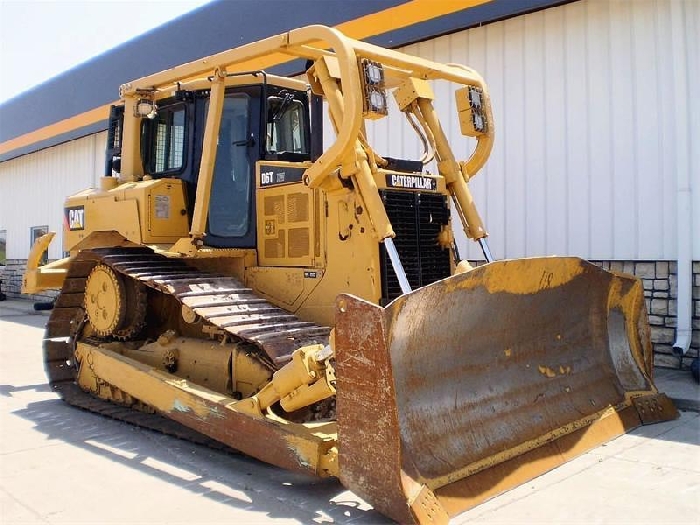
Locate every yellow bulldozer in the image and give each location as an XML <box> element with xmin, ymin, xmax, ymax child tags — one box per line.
<box><xmin>24</xmin><ymin>25</ymin><xmax>676</xmax><ymax>524</ymax></box>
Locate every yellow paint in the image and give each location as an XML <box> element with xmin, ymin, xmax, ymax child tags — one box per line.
<box><xmin>0</xmin><ymin>103</ymin><xmax>114</xmax><ymax>156</ymax></box>
<box><xmin>19</xmin><ymin>25</ymin><xmax>670</xmax><ymax>525</ymax></box>
<box><xmin>537</xmin><ymin>365</ymin><xmax>556</xmax><ymax>378</ymax></box>
<box><xmin>426</xmin><ymin>401</ymin><xmax>635</xmax><ymax>491</ymax></box>
<box><xmin>434</xmin><ymin>405</ymin><xmax>639</xmax><ymax>516</ymax></box>
<box><xmin>337</xmin><ymin>0</ymin><xmax>492</xmax><ymax>41</ymax></box>
<box><xmin>84</xmin><ymin>265</ymin><xmax>123</xmax><ymax>334</ymax></box>
<box><xmin>63</xmin><ymin>178</ymin><xmax>190</xmax><ymax>253</ymax></box>
<box><xmin>189</xmin><ymin>70</ymin><xmax>226</xmax><ymax>237</ymax></box>
<box><xmin>255</xmin><ymin>161</ymin><xmax>317</xmax><ymax>268</ymax></box>
<box><xmin>412</xmin><ymin>97</ymin><xmax>491</xmax><ymax>238</ymax></box>
<box><xmin>284</xmin><ymin>434</ymin><xmax>339</xmax><ymax>477</ymax></box>
<box><xmin>537</xmin><ymin>364</ymin><xmax>571</xmax><ymax>378</ymax></box>
<box><xmin>79</xmin><ymin>344</ymin><xmax>217</xmax><ymax>419</ymax></box>
<box><xmin>76</xmin><ymin>343</ymin><xmax>340</xmax><ymax>464</ymax></box>
<box><xmin>22</xmin><ymin>233</ymin><xmax>70</xmax><ymax>293</ymax></box>
<box><xmin>444</xmin><ymin>257</ymin><xmax>586</xmax><ymax>296</ymax></box>
<box><xmin>484</xmin><ymin>258</ymin><xmax>584</xmax><ymax>295</ymax></box>
<box><xmin>118</xmin><ymin>335</ymin><xmax>271</xmax><ymax>398</ymax></box>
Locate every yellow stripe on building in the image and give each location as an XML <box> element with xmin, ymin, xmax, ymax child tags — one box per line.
<box><xmin>0</xmin><ymin>104</ymin><xmax>115</xmax><ymax>156</ymax></box>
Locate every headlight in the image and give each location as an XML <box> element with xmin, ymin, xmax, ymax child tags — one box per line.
<box><xmin>134</xmin><ymin>99</ymin><xmax>158</xmax><ymax>119</ymax></box>
<box><xmin>360</xmin><ymin>59</ymin><xmax>388</xmax><ymax>119</ymax></box>
<box><xmin>455</xmin><ymin>85</ymin><xmax>488</xmax><ymax>136</ymax></box>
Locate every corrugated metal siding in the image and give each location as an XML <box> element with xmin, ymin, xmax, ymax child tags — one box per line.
<box><xmin>0</xmin><ymin>132</ymin><xmax>106</xmax><ymax>259</ymax></box>
<box><xmin>364</xmin><ymin>0</ymin><xmax>699</xmax><ymax>261</ymax></box>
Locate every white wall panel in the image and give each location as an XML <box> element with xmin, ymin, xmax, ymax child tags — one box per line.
<box><xmin>689</xmin><ymin>0</ymin><xmax>700</xmax><ymax>259</ymax></box>
<box><xmin>542</xmin><ymin>6</ymin><xmax>568</xmax><ymax>259</ymax></box>
<box><xmin>0</xmin><ymin>132</ymin><xmax>107</xmax><ymax>260</ymax></box>
<box><xmin>523</xmin><ymin>11</ymin><xmax>547</xmax><ymax>257</ymax></box>
<box><xmin>586</xmin><ymin>0</ymin><xmax>614</xmax><ymax>258</ymax></box>
<box><xmin>564</xmin><ymin>2</ymin><xmax>590</xmax><ymax>256</ymax></box>
<box><xmin>363</xmin><ymin>0</ymin><xmax>699</xmax><ymax>261</ymax></box>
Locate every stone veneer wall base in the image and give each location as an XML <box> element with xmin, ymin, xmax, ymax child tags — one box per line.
<box><xmin>0</xmin><ymin>260</ymin><xmax>59</xmax><ymax>303</ymax></box>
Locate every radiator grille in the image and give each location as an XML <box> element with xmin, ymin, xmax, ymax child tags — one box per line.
<box><xmin>379</xmin><ymin>190</ymin><xmax>451</xmax><ymax>303</ymax></box>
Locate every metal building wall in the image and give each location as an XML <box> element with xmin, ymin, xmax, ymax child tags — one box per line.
<box><xmin>364</xmin><ymin>0</ymin><xmax>699</xmax><ymax>262</ymax></box>
<box><xmin>0</xmin><ymin>132</ymin><xmax>107</xmax><ymax>260</ymax></box>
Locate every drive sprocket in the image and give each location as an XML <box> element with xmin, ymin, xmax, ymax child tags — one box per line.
<box><xmin>84</xmin><ymin>263</ymin><xmax>146</xmax><ymax>339</ymax></box>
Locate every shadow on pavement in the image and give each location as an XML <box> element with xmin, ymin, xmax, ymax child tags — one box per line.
<box><xmin>5</xmin><ymin>385</ymin><xmax>391</xmax><ymax>524</ymax></box>
<box><xmin>0</xmin><ymin>311</ymin><xmax>50</xmax><ymax>329</ymax></box>
<box><xmin>627</xmin><ymin>409</ymin><xmax>699</xmax><ymax>446</ymax></box>
<box><xmin>0</xmin><ymin>383</ymin><xmax>52</xmax><ymax>396</ymax></box>
<box><xmin>654</xmin><ymin>367</ymin><xmax>700</xmax><ymax>414</ymax></box>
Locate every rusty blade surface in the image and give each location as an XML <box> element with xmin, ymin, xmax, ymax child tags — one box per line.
<box><xmin>389</xmin><ymin>258</ymin><xmax>638</xmax><ymax>483</ymax></box>
<box><xmin>335</xmin><ymin>257</ymin><xmax>677</xmax><ymax>524</ymax></box>
<box><xmin>335</xmin><ymin>296</ymin><xmax>417</xmax><ymax>524</ymax></box>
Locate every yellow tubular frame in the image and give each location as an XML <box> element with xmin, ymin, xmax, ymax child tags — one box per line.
<box><xmin>190</xmin><ymin>68</ymin><xmax>227</xmax><ymax>240</ymax></box>
<box><xmin>416</xmin><ymin>99</ymin><xmax>487</xmax><ymax>239</ymax></box>
<box><xmin>116</xmin><ymin>25</ymin><xmax>495</xmax><ymax>242</ymax></box>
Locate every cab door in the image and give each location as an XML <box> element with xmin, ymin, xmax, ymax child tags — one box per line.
<box><xmin>204</xmin><ymin>90</ymin><xmax>260</xmax><ymax>248</ymax></box>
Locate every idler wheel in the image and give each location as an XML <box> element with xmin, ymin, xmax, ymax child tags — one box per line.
<box><xmin>84</xmin><ymin>264</ymin><xmax>146</xmax><ymax>339</ymax></box>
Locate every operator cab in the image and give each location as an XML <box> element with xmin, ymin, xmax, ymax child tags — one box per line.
<box><xmin>132</xmin><ymin>82</ymin><xmax>313</xmax><ymax>248</ymax></box>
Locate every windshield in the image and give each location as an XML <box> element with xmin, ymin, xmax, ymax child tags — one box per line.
<box><xmin>266</xmin><ymin>94</ymin><xmax>308</xmax><ymax>155</ymax></box>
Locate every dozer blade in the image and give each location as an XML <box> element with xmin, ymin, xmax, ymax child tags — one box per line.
<box><xmin>334</xmin><ymin>257</ymin><xmax>677</xmax><ymax>524</ymax></box>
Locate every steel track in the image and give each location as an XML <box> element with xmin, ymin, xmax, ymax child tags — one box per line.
<box><xmin>43</xmin><ymin>246</ymin><xmax>330</xmax><ymax>445</ymax></box>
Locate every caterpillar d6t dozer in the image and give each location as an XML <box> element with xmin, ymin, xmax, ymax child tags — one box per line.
<box><xmin>24</xmin><ymin>25</ymin><xmax>677</xmax><ymax>524</ymax></box>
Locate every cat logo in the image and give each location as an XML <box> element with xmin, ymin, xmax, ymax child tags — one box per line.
<box><xmin>385</xmin><ymin>173</ymin><xmax>437</xmax><ymax>191</ymax></box>
<box><xmin>65</xmin><ymin>206</ymin><xmax>85</xmax><ymax>231</ymax></box>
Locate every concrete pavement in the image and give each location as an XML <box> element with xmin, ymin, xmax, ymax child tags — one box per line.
<box><xmin>1</xmin><ymin>298</ymin><xmax>698</xmax><ymax>524</ymax></box>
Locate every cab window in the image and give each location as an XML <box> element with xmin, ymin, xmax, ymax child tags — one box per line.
<box><xmin>208</xmin><ymin>95</ymin><xmax>252</xmax><ymax>239</ymax></box>
<box><xmin>142</xmin><ymin>104</ymin><xmax>187</xmax><ymax>175</ymax></box>
<box><xmin>266</xmin><ymin>93</ymin><xmax>308</xmax><ymax>156</ymax></box>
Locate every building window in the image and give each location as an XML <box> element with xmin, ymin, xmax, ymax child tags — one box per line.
<box><xmin>0</xmin><ymin>230</ymin><xmax>6</xmax><ymax>265</ymax></box>
<box><xmin>30</xmin><ymin>226</ymin><xmax>49</xmax><ymax>265</ymax></box>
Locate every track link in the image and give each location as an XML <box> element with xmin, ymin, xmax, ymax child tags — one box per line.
<box><xmin>43</xmin><ymin>246</ymin><xmax>330</xmax><ymax>445</ymax></box>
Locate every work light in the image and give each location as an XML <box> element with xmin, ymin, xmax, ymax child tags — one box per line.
<box><xmin>134</xmin><ymin>99</ymin><xmax>158</xmax><ymax>119</ymax></box>
<box><xmin>455</xmin><ymin>85</ymin><xmax>488</xmax><ymax>136</ymax></box>
<box><xmin>360</xmin><ymin>59</ymin><xmax>388</xmax><ymax>119</ymax></box>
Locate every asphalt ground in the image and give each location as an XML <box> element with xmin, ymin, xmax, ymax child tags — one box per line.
<box><xmin>1</xmin><ymin>298</ymin><xmax>698</xmax><ymax>524</ymax></box>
